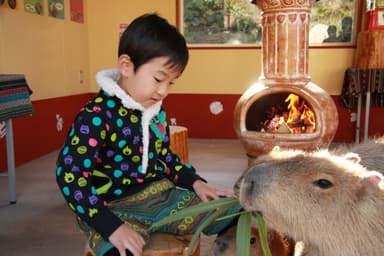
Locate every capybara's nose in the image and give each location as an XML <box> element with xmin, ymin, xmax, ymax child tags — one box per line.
<box><xmin>242</xmin><ymin>163</ymin><xmax>273</xmax><ymax>195</ymax></box>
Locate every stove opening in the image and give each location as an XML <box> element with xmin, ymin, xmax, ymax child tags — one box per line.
<box><xmin>246</xmin><ymin>93</ymin><xmax>316</xmax><ymax>133</ymax></box>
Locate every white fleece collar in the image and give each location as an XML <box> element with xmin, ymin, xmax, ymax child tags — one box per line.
<box><xmin>96</xmin><ymin>68</ymin><xmax>162</xmax><ymax>174</ymax></box>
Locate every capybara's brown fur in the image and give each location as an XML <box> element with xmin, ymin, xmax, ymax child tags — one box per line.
<box><xmin>334</xmin><ymin>136</ymin><xmax>384</xmax><ymax>174</ymax></box>
<box><xmin>211</xmin><ymin>225</ymin><xmax>292</xmax><ymax>256</ymax></box>
<box><xmin>238</xmin><ymin>149</ymin><xmax>384</xmax><ymax>256</ymax></box>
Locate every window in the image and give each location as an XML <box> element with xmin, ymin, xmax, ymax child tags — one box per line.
<box><xmin>177</xmin><ymin>0</ymin><xmax>359</xmax><ymax>48</ymax></box>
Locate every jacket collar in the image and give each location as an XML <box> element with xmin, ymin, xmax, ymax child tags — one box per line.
<box><xmin>95</xmin><ymin>68</ymin><xmax>163</xmax><ymax>174</ymax></box>
<box><xmin>95</xmin><ymin>68</ymin><xmax>162</xmax><ymax>113</ymax></box>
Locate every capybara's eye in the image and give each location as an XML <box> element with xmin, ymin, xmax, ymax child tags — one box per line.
<box><xmin>313</xmin><ymin>179</ymin><xmax>333</xmax><ymax>189</ymax></box>
<box><xmin>250</xmin><ymin>237</ymin><xmax>256</xmax><ymax>244</ymax></box>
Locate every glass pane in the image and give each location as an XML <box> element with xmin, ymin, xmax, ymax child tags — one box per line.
<box><xmin>179</xmin><ymin>0</ymin><xmax>359</xmax><ymax>47</ymax></box>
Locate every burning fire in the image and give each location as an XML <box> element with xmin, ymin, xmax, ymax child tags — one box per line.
<box><xmin>262</xmin><ymin>94</ymin><xmax>316</xmax><ymax>133</ymax></box>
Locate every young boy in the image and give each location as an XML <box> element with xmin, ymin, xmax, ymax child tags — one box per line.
<box><xmin>56</xmin><ymin>13</ymin><xmax>239</xmax><ymax>256</ymax></box>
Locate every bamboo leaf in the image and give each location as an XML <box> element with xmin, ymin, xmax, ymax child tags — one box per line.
<box><xmin>237</xmin><ymin>212</ymin><xmax>251</xmax><ymax>256</ymax></box>
<box><xmin>255</xmin><ymin>212</ymin><xmax>272</xmax><ymax>256</ymax></box>
<box><xmin>150</xmin><ymin>197</ymin><xmax>240</xmax><ymax>231</ymax></box>
<box><xmin>214</xmin><ymin>210</ymin><xmax>248</xmax><ymax>222</ymax></box>
<box><xmin>187</xmin><ymin>209</ymin><xmax>222</xmax><ymax>256</ymax></box>
<box><xmin>186</xmin><ymin>205</ymin><xmax>233</xmax><ymax>255</ymax></box>
<box><xmin>186</xmin><ymin>209</ymin><xmax>215</xmax><ymax>255</ymax></box>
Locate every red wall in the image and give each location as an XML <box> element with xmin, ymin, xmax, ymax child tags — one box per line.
<box><xmin>0</xmin><ymin>93</ymin><xmax>95</xmax><ymax>172</ymax></box>
<box><xmin>163</xmin><ymin>94</ymin><xmax>384</xmax><ymax>142</ymax></box>
<box><xmin>163</xmin><ymin>94</ymin><xmax>239</xmax><ymax>139</ymax></box>
<box><xmin>1</xmin><ymin>92</ymin><xmax>383</xmax><ymax>172</ymax></box>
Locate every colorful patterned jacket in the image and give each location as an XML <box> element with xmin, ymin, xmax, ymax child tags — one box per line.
<box><xmin>56</xmin><ymin>69</ymin><xmax>203</xmax><ymax>240</ymax></box>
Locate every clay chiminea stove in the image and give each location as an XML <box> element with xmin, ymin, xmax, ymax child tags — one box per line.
<box><xmin>234</xmin><ymin>0</ymin><xmax>338</xmax><ymax>165</ymax></box>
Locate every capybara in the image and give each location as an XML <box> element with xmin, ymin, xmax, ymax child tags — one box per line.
<box><xmin>334</xmin><ymin>136</ymin><xmax>384</xmax><ymax>174</ymax></box>
<box><xmin>211</xmin><ymin>224</ymin><xmax>292</xmax><ymax>256</ymax></box>
<box><xmin>237</xmin><ymin>148</ymin><xmax>384</xmax><ymax>256</ymax></box>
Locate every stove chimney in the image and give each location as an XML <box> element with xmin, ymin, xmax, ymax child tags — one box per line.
<box><xmin>234</xmin><ymin>0</ymin><xmax>339</xmax><ymax>163</ymax></box>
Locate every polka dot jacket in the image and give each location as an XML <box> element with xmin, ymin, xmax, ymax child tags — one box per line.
<box><xmin>55</xmin><ymin>69</ymin><xmax>204</xmax><ymax>240</ymax></box>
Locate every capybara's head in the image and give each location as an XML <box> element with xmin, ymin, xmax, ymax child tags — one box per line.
<box><xmin>238</xmin><ymin>149</ymin><xmax>384</xmax><ymax>245</ymax></box>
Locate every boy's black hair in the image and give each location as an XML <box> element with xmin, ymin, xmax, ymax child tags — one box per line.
<box><xmin>118</xmin><ymin>13</ymin><xmax>189</xmax><ymax>74</ymax></box>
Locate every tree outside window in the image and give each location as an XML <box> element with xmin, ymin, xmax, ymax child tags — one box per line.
<box><xmin>178</xmin><ymin>0</ymin><xmax>358</xmax><ymax>47</ymax></box>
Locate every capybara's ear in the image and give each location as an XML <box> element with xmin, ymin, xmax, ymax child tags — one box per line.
<box><xmin>357</xmin><ymin>171</ymin><xmax>384</xmax><ymax>198</ymax></box>
<box><xmin>343</xmin><ymin>152</ymin><xmax>361</xmax><ymax>164</ymax></box>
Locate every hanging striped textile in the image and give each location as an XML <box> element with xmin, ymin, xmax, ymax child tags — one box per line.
<box><xmin>0</xmin><ymin>75</ymin><xmax>33</xmax><ymax>121</ymax></box>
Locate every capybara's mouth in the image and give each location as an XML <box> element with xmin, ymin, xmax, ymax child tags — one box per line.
<box><xmin>251</xmin><ymin>211</ymin><xmax>263</xmax><ymax>218</ymax></box>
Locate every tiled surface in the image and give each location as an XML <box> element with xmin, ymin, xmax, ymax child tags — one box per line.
<box><xmin>0</xmin><ymin>139</ymin><xmax>248</xmax><ymax>256</ymax></box>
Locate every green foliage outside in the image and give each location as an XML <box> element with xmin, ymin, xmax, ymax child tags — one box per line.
<box><xmin>181</xmin><ymin>0</ymin><xmax>356</xmax><ymax>45</ymax></box>
<box><xmin>311</xmin><ymin>0</ymin><xmax>356</xmax><ymax>40</ymax></box>
<box><xmin>183</xmin><ymin>0</ymin><xmax>261</xmax><ymax>45</ymax></box>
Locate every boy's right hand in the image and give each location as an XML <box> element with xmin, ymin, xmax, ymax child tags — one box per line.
<box><xmin>109</xmin><ymin>224</ymin><xmax>145</xmax><ymax>256</ymax></box>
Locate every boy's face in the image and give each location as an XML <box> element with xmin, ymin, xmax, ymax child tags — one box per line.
<box><xmin>118</xmin><ymin>55</ymin><xmax>181</xmax><ymax>109</ymax></box>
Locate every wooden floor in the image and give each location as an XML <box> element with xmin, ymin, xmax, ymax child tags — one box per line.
<box><xmin>0</xmin><ymin>139</ymin><xmax>248</xmax><ymax>256</ymax></box>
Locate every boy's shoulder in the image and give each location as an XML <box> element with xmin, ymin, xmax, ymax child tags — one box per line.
<box><xmin>85</xmin><ymin>90</ymin><xmax>117</xmax><ymax>107</ymax></box>
<box><xmin>76</xmin><ymin>90</ymin><xmax>118</xmax><ymax>118</ymax></box>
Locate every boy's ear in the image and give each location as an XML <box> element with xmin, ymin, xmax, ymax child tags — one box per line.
<box><xmin>117</xmin><ymin>54</ymin><xmax>134</xmax><ymax>77</ymax></box>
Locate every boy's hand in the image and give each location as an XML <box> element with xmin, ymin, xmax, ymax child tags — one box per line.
<box><xmin>192</xmin><ymin>180</ymin><xmax>236</xmax><ymax>202</ymax></box>
<box><xmin>109</xmin><ymin>224</ymin><xmax>145</xmax><ymax>256</ymax></box>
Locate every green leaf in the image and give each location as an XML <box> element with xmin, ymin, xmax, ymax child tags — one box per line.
<box><xmin>149</xmin><ymin>197</ymin><xmax>250</xmax><ymax>256</ymax></box>
<box><xmin>187</xmin><ymin>204</ymin><xmax>243</xmax><ymax>256</ymax></box>
<box><xmin>215</xmin><ymin>210</ymin><xmax>248</xmax><ymax>222</ymax></box>
<box><xmin>255</xmin><ymin>212</ymin><xmax>272</xmax><ymax>256</ymax></box>
<box><xmin>149</xmin><ymin>197</ymin><xmax>240</xmax><ymax>231</ymax></box>
<box><xmin>186</xmin><ymin>208</ymin><xmax>223</xmax><ymax>255</ymax></box>
<box><xmin>237</xmin><ymin>212</ymin><xmax>251</xmax><ymax>256</ymax></box>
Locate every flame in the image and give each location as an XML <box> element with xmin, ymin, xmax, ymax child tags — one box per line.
<box><xmin>260</xmin><ymin>93</ymin><xmax>316</xmax><ymax>133</ymax></box>
<box><xmin>285</xmin><ymin>94</ymin><xmax>316</xmax><ymax>133</ymax></box>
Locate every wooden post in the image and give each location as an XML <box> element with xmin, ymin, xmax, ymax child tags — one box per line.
<box><xmin>354</xmin><ymin>31</ymin><xmax>384</xmax><ymax>68</ymax></box>
<box><xmin>169</xmin><ymin>126</ymin><xmax>189</xmax><ymax>164</ymax></box>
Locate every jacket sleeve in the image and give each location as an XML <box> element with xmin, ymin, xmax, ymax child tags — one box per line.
<box><xmin>55</xmin><ymin>111</ymin><xmax>123</xmax><ymax>241</ymax></box>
